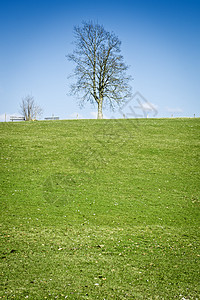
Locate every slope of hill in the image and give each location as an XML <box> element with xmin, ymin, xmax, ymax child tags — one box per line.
<box><xmin>0</xmin><ymin>118</ymin><xmax>199</xmax><ymax>299</ymax></box>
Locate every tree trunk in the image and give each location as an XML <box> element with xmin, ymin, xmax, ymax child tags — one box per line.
<box><xmin>97</xmin><ymin>100</ymin><xmax>103</xmax><ymax>119</ymax></box>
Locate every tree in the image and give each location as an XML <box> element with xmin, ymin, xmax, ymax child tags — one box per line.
<box><xmin>67</xmin><ymin>21</ymin><xmax>132</xmax><ymax>119</ymax></box>
<box><xmin>19</xmin><ymin>95</ymin><xmax>43</xmax><ymax>121</ymax></box>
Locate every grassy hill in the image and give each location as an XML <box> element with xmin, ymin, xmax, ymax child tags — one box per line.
<box><xmin>0</xmin><ymin>118</ymin><xmax>199</xmax><ymax>299</ymax></box>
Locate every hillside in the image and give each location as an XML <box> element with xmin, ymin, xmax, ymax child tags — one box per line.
<box><xmin>0</xmin><ymin>118</ymin><xmax>200</xmax><ymax>299</ymax></box>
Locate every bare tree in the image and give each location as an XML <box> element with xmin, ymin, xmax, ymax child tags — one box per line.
<box><xmin>19</xmin><ymin>95</ymin><xmax>43</xmax><ymax>121</ymax></box>
<box><xmin>67</xmin><ymin>21</ymin><xmax>132</xmax><ymax>119</ymax></box>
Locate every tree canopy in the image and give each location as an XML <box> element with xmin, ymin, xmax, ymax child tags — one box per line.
<box><xmin>19</xmin><ymin>95</ymin><xmax>43</xmax><ymax>121</ymax></box>
<box><xmin>67</xmin><ymin>21</ymin><xmax>132</xmax><ymax>119</ymax></box>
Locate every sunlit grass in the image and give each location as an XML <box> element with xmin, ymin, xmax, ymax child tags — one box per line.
<box><xmin>0</xmin><ymin>118</ymin><xmax>199</xmax><ymax>299</ymax></box>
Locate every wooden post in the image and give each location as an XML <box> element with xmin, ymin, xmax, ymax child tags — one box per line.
<box><xmin>5</xmin><ymin>113</ymin><xmax>6</xmax><ymax>122</ymax></box>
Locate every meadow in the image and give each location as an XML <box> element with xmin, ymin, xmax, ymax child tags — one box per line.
<box><xmin>0</xmin><ymin>118</ymin><xmax>199</xmax><ymax>299</ymax></box>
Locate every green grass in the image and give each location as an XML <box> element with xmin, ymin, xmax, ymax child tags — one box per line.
<box><xmin>0</xmin><ymin>118</ymin><xmax>199</xmax><ymax>299</ymax></box>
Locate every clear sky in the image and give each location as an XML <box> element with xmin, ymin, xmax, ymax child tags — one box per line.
<box><xmin>0</xmin><ymin>0</ymin><xmax>200</xmax><ymax>121</ymax></box>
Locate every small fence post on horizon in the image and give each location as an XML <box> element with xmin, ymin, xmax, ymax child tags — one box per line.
<box><xmin>5</xmin><ymin>113</ymin><xmax>6</xmax><ymax>122</ymax></box>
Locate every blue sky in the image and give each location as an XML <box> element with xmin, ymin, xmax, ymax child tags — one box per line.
<box><xmin>0</xmin><ymin>0</ymin><xmax>200</xmax><ymax>121</ymax></box>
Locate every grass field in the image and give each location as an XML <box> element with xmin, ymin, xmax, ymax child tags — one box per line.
<box><xmin>0</xmin><ymin>118</ymin><xmax>200</xmax><ymax>299</ymax></box>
